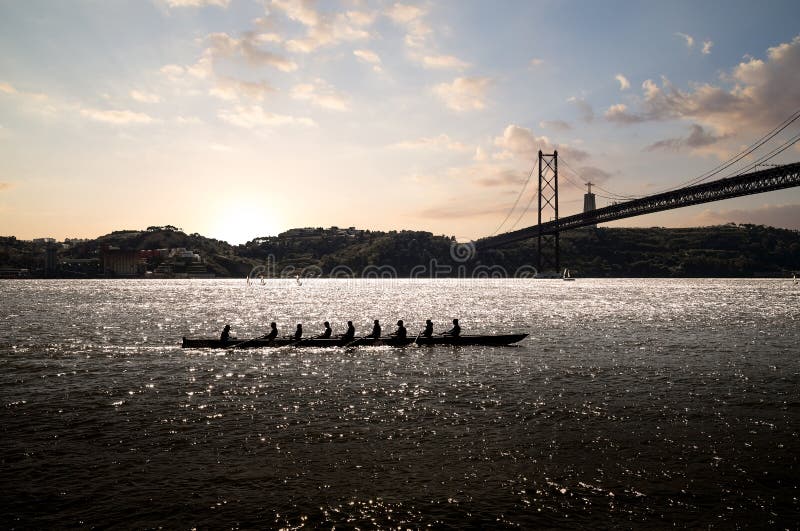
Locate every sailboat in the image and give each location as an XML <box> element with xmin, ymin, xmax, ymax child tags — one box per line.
<box><xmin>562</xmin><ymin>268</ymin><xmax>575</xmax><ymax>281</ymax></box>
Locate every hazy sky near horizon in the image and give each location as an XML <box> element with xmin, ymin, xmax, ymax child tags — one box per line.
<box><xmin>1</xmin><ymin>0</ymin><xmax>799</xmax><ymax>243</ymax></box>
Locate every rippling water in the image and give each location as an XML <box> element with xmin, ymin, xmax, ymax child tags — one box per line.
<box><xmin>1</xmin><ymin>278</ymin><xmax>798</xmax><ymax>528</ymax></box>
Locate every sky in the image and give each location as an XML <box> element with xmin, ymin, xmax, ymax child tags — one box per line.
<box><xmin>1</xmin><ymin>0</ymin><xmax>799</xmax><ymax>244</ymax></box>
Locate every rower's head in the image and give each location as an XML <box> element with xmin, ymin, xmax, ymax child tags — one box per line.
<box><xmin>324</xmin><ymin>321</ymin><xmax>330</xmax><ymax>327</ymax></box>
<box><xmin>374</xmin><ymin>319</ymin><xmax>379</xmax><ymax>324</ymax></box>
<box><xmin>397</xmin><ymin>320</ymin><xmax>403</xmax><ymax>326</ymax></box>
<box><xmin>453</xmin><ymin>319</ymin><xmax>459</xmax><ymax>324</ymax></box>
<box><xmin>296</xmin><ymin>323</ymin><xmax>302</xmax><ymax>329</ymax></box>
<box><xmin>223</xmin><ymin>324</ymin><xmax>230</xmax><ymax>330</ymax></box>
<box><xmin>270</xmin><ymin>322</ymin><xmax>277</xmax><ymax>328</ymax></box>
<box><xmin>347</xmin><ymin>320</ymin><xmax>353</xmax><ymax>326</ymax></box>
<box><xmin>426</xmin><ymin>319</ymin><xmax>432</xmax><ymax>325</ymax></box>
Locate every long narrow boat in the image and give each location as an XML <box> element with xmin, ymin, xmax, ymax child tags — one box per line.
<box><xmin>415</xmin><ymin>333</ymin><xmax>528</xmax><ymax>346</ymax></box>
<box><xmin>181</xmin><ymin>336</ymin><xmax>415</xmax><ymax>349</ymax></box>
<box><xmin>182</xmin><ymin>333</ymin><xmax>527</xmax><ymax>349</ymax></box>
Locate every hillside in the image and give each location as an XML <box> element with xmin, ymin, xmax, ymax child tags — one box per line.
<box><xmin>1</xmin><ymin>224</ymin><xmax>798</xmax><ymax>278</ymax></box>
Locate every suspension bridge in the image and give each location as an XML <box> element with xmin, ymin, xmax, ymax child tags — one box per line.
<box><xmin>476</xmin><ymin>111</ymin><xmax>800</xmax><ymax>273</ymax></box>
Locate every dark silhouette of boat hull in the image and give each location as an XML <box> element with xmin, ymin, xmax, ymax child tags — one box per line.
<box><xmin>181</xmin><ymin>333</ymin><xmax>528</xmax><ymax>349</ymax></box>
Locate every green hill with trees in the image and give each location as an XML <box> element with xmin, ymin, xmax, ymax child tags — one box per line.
<box><xmin>1</xmin><ymin>223</ymin><xmax>798</xmax><ymax>278</ymax></box>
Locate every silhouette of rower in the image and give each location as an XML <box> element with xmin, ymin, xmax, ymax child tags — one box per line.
<box><xmin>422</xmin><ymin>319</ymin><xmax>434</xmax><ymax>338</ymax></box>
<box><xmin>319</xmin><ymin>321</ymin><xmax>332</xmax><ymax>339</ymax></box>
<box><xmin>294</xmin><ymin>323</ymin><xmax>303</xmax><ymax>341</ymax></box>
<box><xmin>341</xmin><ymin>320</ymin><xmax>356</xmax><ymax>341</ymax></box>
<box><xmin>266</xmin><ymin>322</ymin><xmax>278</xmax><ymax>341</ymax></box>
<box><xmin>367</xmin><ymin>319</ymin><xmax>381</xmax><ymax>339</ymax></box>
<box><xmin>392</xmin><ymin>319</ymin><xmax>407</xmax><ymax>340</ymax></box>
<box><xmin>444</xmin><ymin>318</ymin><xmax>461</xmax><ymax>337</ymax></box>
<box><xmin>220</xmin><ymin>324</ymin><xmax>231</xmax><ymax>343</ymax></box>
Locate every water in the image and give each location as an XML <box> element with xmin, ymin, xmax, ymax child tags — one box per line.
<box><xmin>1</xmin><ymin>278</ymin><xmax>798</xmax><ymax>528</ymax></box>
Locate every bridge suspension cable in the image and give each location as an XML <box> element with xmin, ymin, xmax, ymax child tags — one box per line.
<box><xmin>489</xmin><ymin>159</ymin><xmax>537</xmax><ymax>235</ymax></box>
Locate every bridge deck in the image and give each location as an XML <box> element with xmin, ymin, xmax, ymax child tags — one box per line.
<box><xmin>477</xmin><ymin>162</ymin><xmax>800</xmax><ymax>249</ymax></box>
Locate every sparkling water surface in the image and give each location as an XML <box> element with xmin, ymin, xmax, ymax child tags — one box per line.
<box><xmin>1</xmin><ymin>278</ymin><xmax>798</xmax><ymax>528</ymax></box>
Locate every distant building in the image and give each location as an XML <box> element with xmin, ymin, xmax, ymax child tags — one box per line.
<box><xmin>102</xmin><ymin>249</ymin><xmax>140</xmax><ymax>277</ymax></box>
<box><xmin>33</xmin><ymin>237</ymin><xmax>56</xmax><ymax>244</ymax></box>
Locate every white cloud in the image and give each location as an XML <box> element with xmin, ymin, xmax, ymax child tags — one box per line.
<box><xmin>208</xmin><ymin>31</ymin><xmax>297</xmax><ymax>71</ymax></box>
<box><xmin>165</xmin><ymin>0</ymin><xmax>230</xmax><ymax>7</ymax></box>
<box><xmin>210</xmin><ymin>77</ymin><xmax>274</xmax><ymax>101</ymax></box>
<box><xmin>218</xmin><ymin>105</ymin><xmax>316</xmax><ymax>128</ymax></box>
<box><xmin>391</xmin><ymin>134</ymin><xmax>470</xmax><ymax>151</ymax></box>
<box><xmin>176</xmin><ymin>115</ymin><xmax>203</xmax><ymax>125</ymax></box>
<box><xmin>290</xmin><ymin>79</ymin><xmax>350</xmax><ymax>111</ymax></box>
<box><xmin>676</xmin><ymin>32</ymin><xmax>694</xmax><ymax>48</ymax></box>
<box><xmin>353</xmin><ymin>49</ymin><xmax>383</xmax><ymax>72</ymax></box>
<box><xmin>615</xmin><ymin>73</ymin><xmax>630</xmax><ymax>90</ymax></box>
<box><xmin>80</xmin><ymin>108</ymin><xmax>155</xmax><ymax>125</ymax></box>
<box><xmin>433</xmin><ymin>77</ymin><xmax>491</xmax><ymax>112</ymax></box>
<box><xmin>530</xmin><ymin>58</ymin><xmax>544</xmax><ymax>67</ymax></box>
<box><xmin>271</xmin><ymin>0</ymin><xmax>373</xmax><ymax>53</ymax></box>
<box><xmin>385</xmin><ymin>3</ymin><xmax>430</xmax><ymax>49</ymax></box>
<box><xmin>353</xmin><ymin>49</ymin><xmax>381</xmax><ymax>64</ymax></box>
<box><xmin>421</xmin><ymin>54</ymin><xmax>470</xmax><ymax>70</ymax></box>
<box><xmin>539</xmin><ymin>120</ymin><xmax>572</xmax><ymax>131</ymax></box>
<box><xmin>567</xmin><ymin>96</ymin><xmax>594</xmax><ymax>122</ymax></box>
<box><xmin>130</xmin><ymin>90</ymin><xmax>161</xmax><ymax>103</ymax></box>
<box><xmin>604</xmin><ymin>35</ymin><xmax>800</xmax><ymax>134</ymax></box>
<box><xmin>0</xmin><ymin>82</ymin><xmax>18</xmax><ymax>95</ymax></box>
<box><xmin>493</xmin><ymin>124</ymin><xmax>590</xmax><ymax>162</ymax></box>
<box><xmin>702</xmin><ymin>40</ymin><xmax>714</xmax><ymax>55</ymax></box>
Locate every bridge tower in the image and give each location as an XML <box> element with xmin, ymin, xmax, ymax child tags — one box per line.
<box><xmin>537</xmin><ymin>150</ymin><xmax>559</xmax><ymax>273</ymax></box>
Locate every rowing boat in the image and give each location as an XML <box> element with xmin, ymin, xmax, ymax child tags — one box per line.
<box><xmin>181</xmin><ymin>333</ymin><xmax>527</xmax><ymax>349</ymax></box>
<box><xmin>415</xmin><ymin>333</ymin><xmax>528</xmax><ymax>346</ymax></box>
<box><xmin>181</xmin><ymin>336</ymin><xmax>415</xmax><ymax>349</ymax></box>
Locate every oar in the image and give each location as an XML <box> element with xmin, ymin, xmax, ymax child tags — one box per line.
<box><xmin>412</xmin><ymin>330</ymin><xmax>422</xmax><ymax>346</ymax></box>
<box><xmin>343</xmin><ymin>336</ymin><xmax>363</xmax><ymax>348</ymax></box>
<box><xmin>231</xmin><ymin>333</ymin><xmax>269</xmax><ymax>349</ymax></box>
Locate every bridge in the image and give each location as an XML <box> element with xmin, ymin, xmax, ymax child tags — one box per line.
<box><xmin>476</xmin><ymin>155</ymin><xmax>800</xmax><ymax>270</ymax></box>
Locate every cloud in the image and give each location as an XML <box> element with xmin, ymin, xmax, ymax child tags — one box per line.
<box><xmin>391</xmin><ymin>134</ymin><xmax>469</xmax><ymax>151</ymax></box>
<box><xmin>130</xmin><ymin>90</ymin><xmax>161</xmax><ymax>103</ymax></box>
<box><xmin>530</xmin><ymin>58</ymin><xmax>544</xmax><ymax>67</ymax></box>
<box><xmin>604</xmin><ymin>35</ymin><xmax>800</xmax><ymax>135</ymax></box>
<box><xmin>353</xmin><ymin>49</ymin><xmax>383</xmax><ymax>72</ymax></box>
<box><xmin>165</xmin><ymin>0</ymin><xmax>229</xmax><ymax>7</ymax></box>
<box><xmin>644</xmin><ymin>123</ymin><xmax>729</xmax><ymax>152</ymax></box>
<box><xmin>210</xmin><ymin>77</ymin><xmax>275</xmax><ymax>101</ymax></box>
<box><xmin>271</xmin><ymin>0</ymin><xmax>373</xmax><ymax>53</ymax></box>
<box><xmin>207</xmin><ymin>31</ymin><xmax>297</xmax><ymax>71</ymax></box>
<box><xmin>385</xmin><ymin>3</ymin><xmax>431</xmax><ymax>49</ymax></box>
<box><xmin>0</xmin><ymin>82</ymin><xmax>18</xmax><ymax>95</ymax></box>
<box><xmin>80</xmin><ymin>108</ymin><xmax>155</xmax><ymax>124</ymax></box>
<box><xmin>218</xmin><ymin>105</ymin><xmax>316</xmax><ymax>128</ymax></box>
<box><xmin>571</xmin><ymin>165</ymin><xmax>614</xmax><ymax>184</ymax></box>
<box><xmin>676</xmin><ymin>32</ymin><xmax>694</xmax><ymax>48</ymax></box>
<box><xmin>421</xmin><ymin>54</ymin><xmax>470</xmax><ymax>70</ymax></box>
<box><xmin>702</xmin><ymin>40</ymin><xmax>713</xmax><ymax>55</ymax></box>
<box><xmin>0</xmin><ymin>182</ymin><xmax>13</xmax><ymax>192</ymax></box>
<box><xmin>688</xmin><ymin>203</ymin><xmax>800</xmax><ymax>230</ymax></box>
<box><xmin>615</xmin><ymin>73</ymin><xmax>630</xmax><ymax>90</ymax></box>
<box><xmin>493</xmin><ymin>124</ymin><xmax>590</xmax><ymax>162</ymax></box>
<box><xmin>353</xmin><ymin>49</ymin><xmax>380</xmax><ymax>64</ymax></box>
<box><xmin>433</xmin><ymin>77</ymin><xmax>491</xmax><ymax>112</ymax></box>
<box><xmin>539</xmin><ymin>120</ymin><xmax>572</xmax><ymax>131</ymax></box>
<box><xmin>568</xmin><ymin>96</ymin><xmax>594</xmax><ymax>123</ymax></box>
<box><xmin>291</xmin><ymin>79</ymin><xmax>349</xmax><ymax>111</ymax></box>
<box><xmin>605</xmin><ymin>103</ymin><xmax>645</xmax><ymax>124</ymax></box>
<box><xmin>474</xmin><ymin>168</ymin><xmax>529</xmax><ymax>188</ymax></box>
<box><xmin>418</xmin><ymin>200</ymin><xmax>512</xmax><ymax>220</ymax></box>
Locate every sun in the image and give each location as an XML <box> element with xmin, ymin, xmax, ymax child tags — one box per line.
<box><xmin>213</xmin><ymin>204</ymin><xmax>281</xmax><ymax>245</ymax></box>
